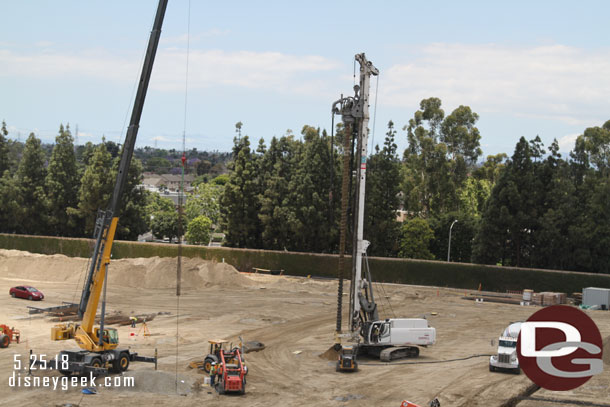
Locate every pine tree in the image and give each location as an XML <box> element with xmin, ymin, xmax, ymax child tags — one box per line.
<box><xmin>0</xmin><ymin>172</ymin><xmax>19</xmax><ymax>233</ymax></box>
<box><xmin>46</xmin><ymin>124</ymin><xmax>80</xmax><ymax>236</ymax></box>
<box><xmin>221</xmin><ymin>135</ymin><xmax>261</xmax><ymax>248</ymax></box>
<box><xmin>532</xmin><ymin>141</ymin><xmax>579</xmax><ymax>270</ymax></box>
<box><xmin>74</xmin><ymin>142</ymin><xmax>113</xmax><ymax>236</ymax></box>
<box><xmin>15</xmin><ymin>133</ymin><xmax>48</xmax><ymax>234</ymax></box>
<box><xmin>112</xmin><ymin>156</ymin><xmax>148</xmax><ymax>240</ymax></box>
<box><xmin>365</xmin><ymin>121</ymin><xmax>401</xmax><ymax>256</ymax></box>
<box><xmin>287</xmin><ymin>126</ymin><xmax>335</xmax><ymax>252</ymax></box>
<box><xmin>473</xmin><ymin>137</ymin><xmax>540</xmax><ymax>266</ymax></box>
<box><xmin>258</xmin><ymin>135</ymin><xmax>300</xmax><ymax>250</ymax></box>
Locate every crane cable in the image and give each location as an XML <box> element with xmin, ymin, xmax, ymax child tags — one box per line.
<box><xmin>175</xmin><ymin>0</ymin><xmax>192</xmax><ymax>393</ymax></box>
<box><xmin>365</xmin><ymin>252</ymin><xmax>396</xmax><ymax>319</ymax></box>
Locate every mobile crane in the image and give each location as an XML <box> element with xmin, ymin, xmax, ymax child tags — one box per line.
<box><xmin>49</xmin><ymin>0</ymin><xmax>167</xmax><ymax>375</ymax></box>
<box><xmin>332</xmin><ymin>54</ymin><xmax>436</xmax><ymax>368</ymax></box>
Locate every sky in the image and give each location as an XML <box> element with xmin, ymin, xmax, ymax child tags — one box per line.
<box><xmin>1</xmin><ymin>0</ymin><xmax>610</xmax><ymax>159</ymax></box>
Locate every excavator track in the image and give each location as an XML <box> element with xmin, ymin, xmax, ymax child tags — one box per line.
<box><xmin>379</xmin><ymin>346</ymin><xmax>420</xmax><ymax>362</ymax></box>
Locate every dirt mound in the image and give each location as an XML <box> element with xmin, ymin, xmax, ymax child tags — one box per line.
<box><xmin>0</xmin><ymin>249</ymin><xmax>255</xmax><ymax>290</ymax></box>
<box><xmin>319</xmin><ymin>346</ymin><xmax>340</xmax><ymax>361</ymax></box>
<box><xmin>0</xmin><ymin>249</ymin><xmax>86</xmax><ymax>283</ymax></box>
<box><xmin>109</xmin><ymin>256</ymin><xmax>255</xmax><ymax>289</ymax></box>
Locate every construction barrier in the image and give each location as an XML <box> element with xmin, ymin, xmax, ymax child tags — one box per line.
<box><xmin>1</xmin><ymin>233</ymin><xmax>610</xmax><ymax>293</ymax></box>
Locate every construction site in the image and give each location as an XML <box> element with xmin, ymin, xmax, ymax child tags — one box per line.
<box><xmin>2</xmin><ymin>1</ymin><xmax>610</xmax><ymax>406</ymax></box>
<box><xmin>0</xmin><ymin>248</ymin><xmax>608</xmax><ymax>407</ymax></box>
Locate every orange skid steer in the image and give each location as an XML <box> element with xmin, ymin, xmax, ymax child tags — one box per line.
<box><xmin>215</xmin><ymin>347</ymin><xmax>247</xmax><ymax>395</ymax></box>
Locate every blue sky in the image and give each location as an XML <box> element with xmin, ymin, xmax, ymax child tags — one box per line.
<box><xmin>1</xmin><ymin>1</ymin><xmax>609</xmax><ymax>158</ymax></box>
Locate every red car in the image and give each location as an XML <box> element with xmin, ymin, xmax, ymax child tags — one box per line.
<box><xmin>9</xmin><ymin>286</ymin><xmax>44</xmax><ymax>301</ymax></box>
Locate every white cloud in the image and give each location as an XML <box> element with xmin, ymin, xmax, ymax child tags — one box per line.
<box><xmin>152</xmin><ymin>49</ymin><xmax>340</xmax><ymax>96</ymax></box>
<box><xmin>0</xmin><ymin>49</ymin><xmax>139</xmax><ymax>82</ymax></box>
<box><xmin>558</xmin><ymin>133</ymin><xmax>580</xmax><ymax>152</ymax></box>
<box><xmin>382</xmin><ymin>43</ymin><xmax>610</xmax><ymax>126</ymax></box>
<box><xmin>152</xmin><ymin>136</ymin><xmax>172</xmax><ymax>142</ymax></box>
<box><xmin>0</xmin><ymin>48</ymin><xmax>340</xmax><ymax>98</ymax></box>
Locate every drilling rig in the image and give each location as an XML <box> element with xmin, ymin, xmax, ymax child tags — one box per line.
<box><xmin>333</xmin><ymin>54</ymin><xmax>435</xmax><ymax>368</ymax></box>
<box><xmin>48</xmin><ymin>0</ymin><xmax>167</xmax><ymax>375</ymax></box>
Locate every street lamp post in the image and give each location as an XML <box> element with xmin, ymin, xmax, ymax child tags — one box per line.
<box><xmin>447</xmin><ymin>219</ymin><xmax>458</xmax><ymax>262</ymax></box>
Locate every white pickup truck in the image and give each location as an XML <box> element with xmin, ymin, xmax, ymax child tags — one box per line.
<box><xmin>489</xmin><ymin>322</ymin><xmax>522</xmax><ymax>374</ymax></box>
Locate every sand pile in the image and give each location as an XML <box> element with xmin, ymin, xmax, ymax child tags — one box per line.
<box><xmin>0</xmin><ymin>249</ymin><xmax>255</xmax><ymax>290</ymax></box>
<box><xmin>0</xmin><ymin>249</ymin><xmax>86</xmax><ymax>283</ymax></box>
<box><xmin>109</xmin><ymin>256</ymin><xmax>255</xmax><ymax>289</ymax></box>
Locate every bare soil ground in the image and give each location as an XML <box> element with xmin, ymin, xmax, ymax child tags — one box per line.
<box><xmin>0</xmin><ymin>249</ymin><xmax>608</xmax><ymax>407</ymax></box>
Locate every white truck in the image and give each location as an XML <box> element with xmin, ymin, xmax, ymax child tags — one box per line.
<box><xmin>489</xmin><ymin>322</ymin><xmax>522</xmax><ymax>374</ymax></box>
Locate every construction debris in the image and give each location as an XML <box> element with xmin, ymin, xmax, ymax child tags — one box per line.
<box><xmin>463</xmin><ymin>290</ymin><xmax>567</xmax><ymax>306</ymax></box>
<box><xmin>252</xmin><ymin>267</ymin><xmax>284</xmax><ymax>275</ymax></box>
<box><xmin>27</xmin><ymin>302</ymin><xmax>78</xmax><ymax>315</ymax></box>
<box><xmin>48</xmin><ymin>312</ymin><xmax>157</xmax><ymax>326</ymax></box>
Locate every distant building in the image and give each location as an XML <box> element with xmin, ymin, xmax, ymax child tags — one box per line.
<box><xmin>141</xmin><ymin>173</ymin><xmax>196</xmax><ymax>192</ymax></box>
<box><xmin>139</xmin><ymin>173</ymin><xmax>195</xmax><ymax>208</ymax></box>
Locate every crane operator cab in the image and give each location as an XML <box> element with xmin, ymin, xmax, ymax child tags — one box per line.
<box><xmin>94</xmin><ymin>327</ymin><xmax>119</xmax><ymax>346</ymax></box>
<box><xmin>370</xmin><ymin>321</ymin><xmax>391</xmax><ymax>343</ymax></box>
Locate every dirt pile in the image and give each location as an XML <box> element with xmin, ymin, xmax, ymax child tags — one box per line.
<box><xmin>0</xmin><ymin>249</ymin><xmax>255</xmax><ymax>290</ymax></box>
<box><xmin>0</xmin><ymin>249</ymin><xmax>85</xmax><ymax>284</ymax></box>
<box><xmin>109</xmin><ymin>256</ymin><xmax>255</xmax><ymax>289</ymax></box>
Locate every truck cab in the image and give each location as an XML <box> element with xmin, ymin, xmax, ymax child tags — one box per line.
<box><xmin>489</xmin><ymin>322</ymin><xmax>521</xmax><ymax>373</ymax></box>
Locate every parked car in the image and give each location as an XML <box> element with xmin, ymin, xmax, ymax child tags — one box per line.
<box><xmin>9</xmin><ymin>286</ymin><xmax>44</xmax><ymax>301</ymax></box>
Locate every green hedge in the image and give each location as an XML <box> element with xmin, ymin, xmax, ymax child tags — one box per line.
<box><xmin>1</xmin><ymin>233</ymin><xmax>609</xmax><ymax>293</ymax></box>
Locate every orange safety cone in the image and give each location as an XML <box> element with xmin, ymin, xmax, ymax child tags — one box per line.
<box><xmin>401</xmin><ymin>401</ymin><xmax>421</xmax><ymax>407</ymax></box>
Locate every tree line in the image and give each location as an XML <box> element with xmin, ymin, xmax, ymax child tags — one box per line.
<box><xmin>3</xmin><ymin>97</ymin><xmax>610</xmax><ymax>274</ymax></box>
<box><xmin>0</xmin><ymin>123</ymin><xmax>148</xmax><ymax>240</ymax></box>
<box><xmin>0</xmin><ymin>122</ymin><xmax>227</xmax><ymax>245</ymax></box>
<box><xmin>219</xmin><ymin>99</ymin><xmax>492</xmax><ymax>259</ymax></box>
<box><xmin>219</xmin><ymin>98</ymin><xmax>610</xmax><ymax>274</ymax></box>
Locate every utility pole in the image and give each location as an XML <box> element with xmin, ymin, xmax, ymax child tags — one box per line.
<box><xmin>447</xmin><ymin>219</ymin><xmax>458</xmax><ymax>262</ymax></box>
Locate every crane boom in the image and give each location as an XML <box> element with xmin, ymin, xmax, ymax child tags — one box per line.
<box><xmin>78</xmin><ymin>0</ymin><xmax>168</xmax><ymax>339</ymax></box>
<box><xmin>51</xmin><ymin>0</ymin><xmax>168</xmax><ymax>370</ymax></box>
